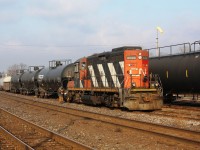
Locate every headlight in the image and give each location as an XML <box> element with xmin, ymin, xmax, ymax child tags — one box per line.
<box><xmin>155</xmin><ymin>83</ymin><xmax>159</xmax><ymax>87</ymax></box>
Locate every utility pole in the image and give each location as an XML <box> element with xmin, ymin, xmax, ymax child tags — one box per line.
<box><xmin>156</xmin><ymin>26</ymin><xmax>163</xmax><ymax>56</ymax></box>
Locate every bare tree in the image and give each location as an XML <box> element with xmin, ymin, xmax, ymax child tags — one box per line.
<box><xmin>19</xmin><ymin>63</ymin><xmax>27</xmax><ymax>70</ymax></box>
<box><xmin>7</xmin><ymin>63</ymin><xmax>27</xmax><ymax>76</ymax></box>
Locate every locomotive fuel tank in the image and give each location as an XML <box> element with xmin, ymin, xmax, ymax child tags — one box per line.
<box><xmin>149</xmin><ymin>51</ymin><xmax>200</xmax><ymax>94</ymax></box>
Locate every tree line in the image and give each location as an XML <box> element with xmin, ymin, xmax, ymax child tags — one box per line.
<box><xmin>0</xmin><ymin>63</ymin><xmax>27</xmax><ymax>77</ymax></box>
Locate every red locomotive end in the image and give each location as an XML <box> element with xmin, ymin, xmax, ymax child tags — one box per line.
<box><xmin>124</xmin><ymin>50</ymin><xmax>149</xmax><ymax>88</ymax></box>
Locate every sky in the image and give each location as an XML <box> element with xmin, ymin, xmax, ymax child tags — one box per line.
<box><xmin>0</xmin><ymin>0</ymin><xmax>199</xmax><ymax>72</ymax></box>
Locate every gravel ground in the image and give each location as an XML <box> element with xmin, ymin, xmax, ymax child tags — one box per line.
<box><xmin>32</xmin><ymin>95</ymin><xmax>200</xmax><ymax>132</ymax></box>
<box><xmin>1</xmin><ymin>93</ymin><xmax>200</xmax><ymax>149</ymax></box>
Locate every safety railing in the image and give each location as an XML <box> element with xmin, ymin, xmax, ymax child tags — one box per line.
<box><xmin>191</xmin><ymin>40</ymin><xmax>200</xmax><ymax>52</ymax></box>
<box><xmin>147</xmin><ymin>40</ymin><xmax>200</xmax><ymax>58</ymax></box>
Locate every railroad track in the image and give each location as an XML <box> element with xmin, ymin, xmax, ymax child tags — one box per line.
<box><xmin>0</xmin><ymin>108</ymin><xmax>91</xmax><ymax>150</ymax></box>
<box><xmin>149</xmin><ymin>108</ymin><xmax>200</xmax><ymax>121</ymax></box>
<box><xmin>1</xmin><ymin>92</ymin><xmax>200</xmax><ymax>149</ymax></box>
<box><xmin>164</xmin><ymin>104</ymin><xmax>200</xmax><ymax>112</ymax></box>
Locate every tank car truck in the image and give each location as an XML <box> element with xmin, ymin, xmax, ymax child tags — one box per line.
<box><xmin>65</xmin><ymin>46</ymin><xmax>163</xmax><ymax>110</ymax></box>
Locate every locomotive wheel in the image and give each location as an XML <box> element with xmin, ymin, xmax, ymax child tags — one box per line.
<box><xmin>105</xmin><ymin>96</ymin><xmax>113</xmax><ymax>107</ymax></box>
<box><xmin>66</xmin><ymin>92</ymin><xmax>73</xmax><ymax>103</ymax></box>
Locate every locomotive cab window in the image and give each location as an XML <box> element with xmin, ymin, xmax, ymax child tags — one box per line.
<box><xmin>81</xmin><ymin>62</ymin><xmax>86</xmax><ymax>70</ymax></box>
<box><xmin>127</xmin><ymin>56</ymin><xmax>136</xmax><ymax>60</ymax></box>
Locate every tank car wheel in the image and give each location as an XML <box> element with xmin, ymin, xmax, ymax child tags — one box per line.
<box><xmin>44</xmin><ymin>93</ymin><xmax>48</xmax><ymax>99</ymax></box>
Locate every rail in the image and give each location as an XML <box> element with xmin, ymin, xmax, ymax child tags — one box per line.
<box><xmin>0</xmin><ymin>107</ymin><xmax>92</xmax><ymax>150</ymax></box>
<box><xmin>0</xmin><ymin>126</ymin><xmax>34</xmax><ymax>150</ymax></box>
<box><xmin>1</xmin><ymin>92</ymin><xmax>200</xmax><ymax>148</ymax></box>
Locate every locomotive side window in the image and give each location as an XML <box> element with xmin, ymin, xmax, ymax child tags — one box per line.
<box><xmin>74</xmin><ymin>63</ymin><xmax>79</xmax><ymax>73</ymax></box>
<box><xmin>127</xmin><ymin>56</ymin><xmax>136</xmax><ymax>60</ymax></box>
<box><xmin>99</xmin><ymin>56</ymin><xmax>106</xmax><ymax>61</ymax></box>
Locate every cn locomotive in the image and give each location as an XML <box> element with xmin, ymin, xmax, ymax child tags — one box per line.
<box><xmin>8</xmin><ymin>46</ymin><xmax>163</xmax><ymax>110</ymax></box>
<box><xmin>65</xmin><ymin>46</ymin><xmax>163</xmax><ymax>110</ymax></box>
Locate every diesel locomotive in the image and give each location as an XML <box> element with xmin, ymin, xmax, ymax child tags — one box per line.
<box><xmin>62</xmin><ymin>46</ymin><xmax>163</xmax><ymax>110</ymax></box>
<box><xmin>8</xmin><ymin>46</ymin><xmax>163</xmax><ymax>110</ymax></box>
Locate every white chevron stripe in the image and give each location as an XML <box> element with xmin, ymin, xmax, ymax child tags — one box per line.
<box><xmin>80</xmin><ymin>80</ymin><xmax>83</xmax><ymax>88</ymax></box>
<box><xmin>119</xmin><ymin>61</ymin><xmax>124</xmax><ymax>74</ymax></box>
<box><xmin>97</xmin><ymin>64</ymin><xmax>108</xmax><ymax>87</ymax></box>
<box><xmin>88</xmin><ymin>65</ymin><xmax>98</xmax><ymax>87</ymax></box>
<box><xmin>107</xmin><ymin>63</ymin><xmax>121</xmax><ymax>88</ymax></box>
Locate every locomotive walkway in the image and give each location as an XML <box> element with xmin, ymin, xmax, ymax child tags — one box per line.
<box><xmin>1</xmin><ymin>92</ymin><xmax>200</xmax><ymax>149</ymax></box>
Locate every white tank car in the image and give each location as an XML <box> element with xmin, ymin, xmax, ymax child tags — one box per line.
<box><xmin>3</xmin><ymin>75</ymin><xmax>11</xmax><ymax>91</ymax></box>
<box><xmin>0</xmin><ymin>77</ymin><xmax>3</xmax><ymax>90</ymax></box>
<box><xmin>0</xmin><ymin>75</ymin><xmax>11</xmax><ymax>91</ymax></box>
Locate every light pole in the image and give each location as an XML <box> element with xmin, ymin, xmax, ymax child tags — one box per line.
<box><xmin>156</xmin><ymin>26</ymin><xmax>163</xmax><ymax>56</ymax></box>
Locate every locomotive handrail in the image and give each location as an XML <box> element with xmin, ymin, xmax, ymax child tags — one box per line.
<box><xmin>120</xmin><ymin>76</ymin><xmax>127</xmax><ymax>88</ymax></box>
